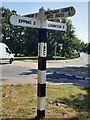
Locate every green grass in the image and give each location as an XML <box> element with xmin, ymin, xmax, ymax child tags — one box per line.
<box><xmin>14</xmin><ymin>56</ymin><xmax>38</xmax><ymax>60</ymax></box>
<box><xmin>53</xmin><ymin>56</ymin><xmax>68</xmax><ymax>60</ymax></box>
<box><xmin>14</xmin><ymin>56</ymin><xmax>69</xmax><ymax>61</ymax></box>
<box><xmin>2</xmin><ymin>84</ymin><xmax>89</xmax><ymax>119</ymax></box>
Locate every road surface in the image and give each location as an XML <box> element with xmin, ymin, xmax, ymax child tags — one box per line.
<box><xmin>0</xmin><ymin>52</ymin><xmax>89</xmax><ymax>87</ymax></box>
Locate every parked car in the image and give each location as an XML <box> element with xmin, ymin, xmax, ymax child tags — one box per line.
<box><xmin>0</xmin><ymin>43</ymin><xmax>14</xmax><ymax>64</ymax></box>
<box><xmin>74</xmin><ymin>50</ymin><xmax>80</xmax><ymax>58</ymax></box>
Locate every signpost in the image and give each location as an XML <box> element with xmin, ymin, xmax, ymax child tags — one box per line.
<box><xmin>10</xmin><ymin>6</ymin><xmax>75</xmax><ymax>119</ymax></box>
<box><xmin>24</xmin><ymin>13</ymin><xmax>39</xmax><ymax>18</ymax></box>
<box><xmin>10</xmin><ymin>15</ymin><xmax>67</xmax><ymax>31</ymax></box>
<box><xmin>45</xmin><ymin>6</ymin><xmax>76</xmax><ymax>19</ymax></box>
<box><xmin>24</xmin><ymin>6</ymin><xmax>75</xmax><ymax>20</ymax></box>
<box><xmin>10</xmin><ymin>15</ymin><xmax>41</xmax><ymax>28</ymax></box>
<box><xmin>43</xmin><ymin>20</ymin><xmax>67</xmax><ymax>31</ymax></box>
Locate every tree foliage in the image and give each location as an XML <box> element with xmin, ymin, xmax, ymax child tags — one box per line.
<box><xmin>1</xmin><ymin>7</ymin><xmax>86</xmax><ymax>58</ymax></box>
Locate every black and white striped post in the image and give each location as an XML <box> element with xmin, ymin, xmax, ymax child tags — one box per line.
<box><xmin>36</xmin><ymin>7</ymin><xmax>47</xmax><ymax>119</ymax></box>
<box><xmin>37</xmin><ymin>28</ymin><xmax>47</xmax><ymax>119</ymax></box>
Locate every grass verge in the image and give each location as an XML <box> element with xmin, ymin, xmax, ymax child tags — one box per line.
<box><xmin>2</xmin><ymin>84</ymin><xmax>89</xmax><ymax>119</ymax></box>
<box><xmin>14</xmin><ymin>56</ymin><xmax>68</xmax><ymax>61</ymax></box>
<box><xmin>14</xmin><ymin>56</ymin><xmax>38</xmax><ymax>61</ymax></box>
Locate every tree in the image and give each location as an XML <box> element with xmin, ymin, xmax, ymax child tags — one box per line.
<box><xmin>1</xmin><ymin>7</ymin><xmax>86</xmax><ymax>58</ymax></box>
<box><xmin>2</xmin><ymin>7</ymin><xmax>25</xmax><ymax>56</ymax></box>
<box><xmin>85</xmin><ymin>43</ymin><xmax>90</xmax><ymax>54</ymax></box>
<box><xmin>1</xmin><ymin>7</ymin><xmax>39</xmax><ymax>56</ymax></box>
<box><xmin>22</xmin><ymin>28</ymin><xmax>38</xmax><ymax>56</ymax></box>
<box><xmin>47</xmin><ymin>18</ymin><xmax>76</xmax><ymax>58</ymax></box>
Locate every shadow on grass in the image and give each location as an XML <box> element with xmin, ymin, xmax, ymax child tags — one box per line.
<box><xmin>55</xmin><ymin>91</ymin><xmax>89</xmax><ymax>118</ymax></box>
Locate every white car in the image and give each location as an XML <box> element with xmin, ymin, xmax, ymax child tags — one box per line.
<box><xmin>0</xmin><ymin>43</ymin><xmax>14</xmax><ymax>64</ymax></box>
<box><xmin>74</xmin><ymin>50</ymin><xmax>80</xmax><ymax>58</ymax></box>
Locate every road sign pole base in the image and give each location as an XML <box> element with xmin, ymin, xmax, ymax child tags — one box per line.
<box><xmin>32</xmin><ymin>115</ymin><xmax>45</xmax><ymax>120</ymax></box>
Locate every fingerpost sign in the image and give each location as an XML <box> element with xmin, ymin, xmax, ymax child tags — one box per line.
<box><xmin>45</xmin><ymin>6</ymin><xmax>75</xmax><ymax>19</ymax></box>
<box><xmin>10</xmin><ymin>6</ymin><xmax>75</xmax><ymax>119</ymax></box>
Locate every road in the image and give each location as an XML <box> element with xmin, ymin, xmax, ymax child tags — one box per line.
<box><xmin>0</xmin><ymin>52</ymin><xmax>89</xmax><ymax>87</ymax></box>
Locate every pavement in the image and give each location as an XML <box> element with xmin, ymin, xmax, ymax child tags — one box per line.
<box><xmin>1</xmin><ymin>53</ymin><xmax>90</xmax><ymax>88</ymax></box>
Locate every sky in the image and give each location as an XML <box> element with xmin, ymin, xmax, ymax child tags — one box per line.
<box><xmin>1</xmin><ymin>1</ymin><xmax>89</xmax><ymax>43</ymax></box>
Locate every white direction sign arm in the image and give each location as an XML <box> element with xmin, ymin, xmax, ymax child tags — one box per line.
<box><xmin>45</xmin><ymin>6</ymin><xmax>76</xmax><ymax>19</ymax></box>
<box><xmin>10</xmin><ymin>15</ymin><xmax>67</xmax><ymax>31</ymax></box>
<box><xmin>42</xmin><ymin>20</ymin><xmax>67</xmax><ymax>31</ymax></box>
<box><xmin>23</xmin><ymin>13</ymin><xmax>39</xmax><ymax>19</ymax></box>
<box><xmin>10</xmin><ymin>15</ymin><xmax>40</xmax><ymax>28</ymax></box>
